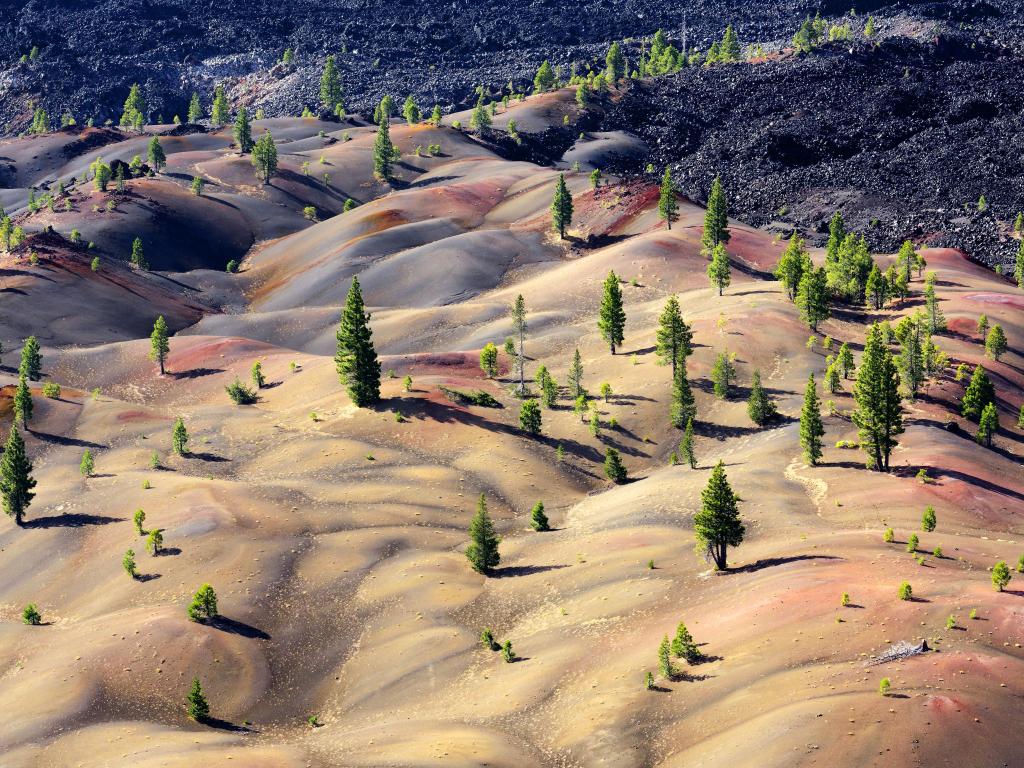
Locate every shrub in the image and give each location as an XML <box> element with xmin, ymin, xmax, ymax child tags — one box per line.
<box><xmin>79</xmin><ymin>449</ymin><xmax>94</xmax><ymax>477</ymax></box>
<box><xmin>438</xmin><ymin>386</ymin><xmax>499</xmax><ymax>407</ymax></box>
<box><xmin>945</xmin><ymin>615</ymin><xmax>956</xmax><ymax>630</ymax></box>
<box><xmin>898</xmin><ymin>582</ymin><xmax>913</xmax><ymax>601</ymax></box>
<box><xmin>42</xmin><ymin>382</ymin><xmax>60</xmax><ymax>399</ymax></box>
<box><xmin>146</xmin><ymin>528</ymin><xmax>163</xmax><ymax>556</ymax></box>
<box><xmin>22</xmin><ymin>603</ymin><xmax>41</xmax><ymax>625</ymax></box>
<box><xmin>225</xmin><ymin>378</ymin><xmax>258</xmax><ymax>404</ymax></box>
<box><xmin>969</xmin><ymin>608</ymin><xmax>978</xmax><ymax>620</ymax></box>
<box><xmin>840</xmin><ymin>592</ymin><xmax>850</xmax><ymax>607</ymax></box>
<box><xmin>501</xmin><ymin>640</ymin><xmax>515</xmax><ymax>663</ymax></box>
<box><xmin>133</xmin><ymin>508</ymin><xmax>146</xmax><ymax>535</ymax></box>
<box><xmin>906</xmin><ymin>534</ymin><xmax>919</xmax><ymax>553</ymax></box>
<box><xmin>123</xmin><ymin>549</ymin><xmax>138</xmax><ymax>578</ymax></box>
<box><xmin>992</xmin><ymin>560</ymin><xmax>1011</xmax><ymax>592</ymax></box>
<box><xmin>645</xmin><ymin>671</ymin><xmax>655</xmax><ymax>689</ymax></box>
<box><xmin>604</xmin><ymin>447</ymin><xmax>627</xmax><ymax>484</ymax></box>
<box><xmin>933</xmin><ymin>545</ymin><xmax>943</xmax><ymax>558</ymax></box>
<box><xmin>187</xmin><ymin>583</ymin><xmax>218</xmax><ymax>621</ymax></box>
<box><xmin>883</xmin><ymin>528</ymin><xmax>894</xmax><ymax>543</ymax></box>
<box><xmin>480</xmin><ymin>628</ymin><xmax>496</xmax><ymax>650</ymax></box>
<box><xmin>530</xmin><ymin>501</ymin><xmax>550</xmax><ymax>532</ymax></box>
<box><xmin>402</xmin><ymin>375</ymin><xmax>412</xmax><ymax>392</ymax></box>
<box><xmin>879</xmin><ymin>677</ymin><xmax>891</xmax><ymax>696</ymax></box>
<box><xmin>922</xmin><ymin>505</ymin><xmax>936</xmax><ymax>532</ymax></box>
<box><xmin>225</xmin><ymin>260</ymin><xmax>238</xmax><ymax>273</ymax></box>
<box><xmin>303</xmin><ymin>206</ymin><xmax>317</xmax><ymax>221</ymax></box>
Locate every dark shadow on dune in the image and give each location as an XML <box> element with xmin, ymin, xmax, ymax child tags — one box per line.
<box><xmin>25</xmin><ymin>513</ymin><xmax>123</xmax><ymax>528</ymax></box>
<box><xmin>886</xmin><ymin>693</ymin><xmax>911</xmax><ymax>699</ymax></box>
<box><xmin>623</xmin><ymin>345</ymin><xmax>656</xmax><ymax>356</ymax></box>
<box><xmin>171</xmin><ymin>367</ymin><xmax>224</xmax><ymax>380</ymax></box>
<box><xmin>731</xmin><ymin>288</ymin><xmax>777</xmax><ymax>296</ymax></box>
<box><xmin>200</xmin><ymin>717</ymin><xmax>253</xmax><ymax>733</ymax></box>
<box><xmin>494</xmin><ymin>564</ymin><xmax>569</xmax><ymax>578</ymax></box>
<box><xmin>29</xmin><ymin>431</ymin><xmax>106</xmax><ymax>449</ymax></box>
<box><xmin>728</xmin><ymin>554</ymin><xmax>841</xmax><ymax>574</ymax></box>
<box><xmin>209</xmin><ymin>616</ymin><xmax>271</xmax><ymax>639</ymax></box>
<box><xmin>1002</xmin><ymin>589</ymin><xmax>1024</xmax><ymax>598</ymax></box>
<box><xmin>0</xmin><ymin>287</ymin><xmax>29</xmax><ymax>295</ymax></box>
<box><xmin>408</xmin><ymin>175</ymin><xmax>460</xmax><ymax>188</ymax></box>
<box><xmin>260</xmin><ymin>380</ymin><xmax>282</xmax><ymax>390</ymax></box>
<box><xmin>694</xmin><ymin>418</ymin><xmax>796</xmax><ymax>440</ymax></box>
<box><xmin>613</xmin><ymin>394</ymin><xmax>657</xmax><ymax>404</ymax></box>
<box><xmin>896</xmin><ymin>465</ymin><xmax>1024</xmax><ymax>503</ymax></box>
<box><xmin>189</xmin><ymin>451</ymin><xmax>231</xmax><ymax>463</ymax></box>
<box><xmin>826</xmin><ymin>459</ymin><xmax>866</xmax><ymax>470</ymax></box>
<box><xmin>135</xmin><ymin>573</ymin><xmax>161</xmax><ymax>582</ymax></box>
<box><xmin>159</xmin><ymin>546</ymin><xmax>182</xmax><ymax>556</ymax></box>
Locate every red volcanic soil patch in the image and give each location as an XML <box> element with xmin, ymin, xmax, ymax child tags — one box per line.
<box><xmin>385</xmin><ymin>351</ymin><xmax>491</xmax><ymax>378</ymax></box>
<box><xmin>726</xmin><ymin>226</ymin><xmax>786</xmax><ymax>271</ymax></box>
<box><xmin>167</xmin><ymin>336</ymin><xmax>275</xmax><ymax>373</ymax></box>
<box><xmin>962</xmin><ymin>292</ymin><xmax>1024</xmax><ymax>309</ymax></box>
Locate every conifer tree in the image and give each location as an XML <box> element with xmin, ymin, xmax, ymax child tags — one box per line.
<box><xmin>19</xmin><ymin>336</ymin><xmax>41</xmax><ymax>381</ymax></box>
<box><xmin>977</xmin><ymin>402</ymin><xmax>998</xmax><ymax>447</ymax></box>
<box><xmin>711</xmin><ymin>351</ymin><xmax>735</xmax><ymax>399</ymax></box>
<box><xmin>120</xmin><ymin>83</ymin><xmax>146</xmax><ymax>128</ymax></box>
<box><xmin>961</xmin><ymin>364</ymin><xmax>995</xmax><ymax>421</ymax></box>
<box><xmin>836</xmin><ymin>342</ymin><xmax>855</xmax><ymax>378</ymax></box>
<box><xmin>1</xmin><ymin>424</ymin><xmax>36</xmax><ymax>525</ymax></box>
<box><xmin>658</xmin><ymin>167</ymin><xmax>678</xmax><ymax>229</ymax></box>
<box><xmin>550</xmin><ymin>173</ymin><xmax>573</xmax><ymax>239</ymax></box>
<box><xmin>233</xmin><ymin>106</ymin><xmax>253</xmax><ymax>153</ymax></box>
<box><xmin>211</xmin><ymin>85</ymin><xmax>229</xmax><ymax>127</ymax></box>
<box><xmin>187</xmin><ymin>92</ymin><xmax>203</xmax><ymax>123</ymax></box>
<box><xmin>510</xmin><ymin>294</ymin><xmax>528</xmax><ymax>395</ymax></box>
<box><xmin>985</xmin><ymin>324</ymin><xmax>1008</xmax><ymax>361</ymax></box>
<box><xmin>335</xmin><ymin>276</ymin><xmax>381</xmax><ymax>407</ymax></box>
<box><xmin>720</xmin><ymin>25</ymin><xmax>741</xmax><ymax>61</ymax></box>
<box><xmin>694</xmin><ymin>460</ymin><xmax>744</xmax><ymax>570</ymax></box>
<box><xmin>746</xmin><ymin>370</ymin><xmax>777</xmax><ymax>425</ymax></box>
<box><xmin>658</xmin><ymin>634</ymin><xmax>673</xmax><ymax>678</ymax></box>
<box><xmin>825</xmin><ymin>211</ymin><xmax>846</xmax><ymax>270</ymax></box>
<box><xmin>1015</xmin><ymin>240</ymin><xmax>1024</xmax><ymax>289</ymax></box>
<box><xmin>598</xmin><ymin>271</ymin><xmax>626</xmax><ymax>354</ymax></box>
<box><xmin>14</xmin><ymin>374</ymin><xmax>32</xmax><ymax>429</ymax></box>
<box><xmin>469</xmin><ymin>96</ymin><xmax>491</xmax><ymax>135</ymax></box>
<box><xmin>671</xmin><ymin>621</ymin><xmax>700</xmax><ymax>662</ymax></box>
<box><xmin>123</xmin><ymin>549</ymin><xmax>138</xmax><ymax>578</ymax></box>
<box><xmin>147</xmin><ymin>136</ymin><xmax>166</xmax><ymax>173</ymax></box>
<box><xmin>372</xmin><ymin>113</ymin><xmax>394</xmax><ymax>181</ymax></box>
<box><xmin>606</xmin><ymin>42</ymin><xmax>626</xmax><ymax>83</ymax></box>
<box><xmin>520</xmin><ymin>399</ymin><xmax>542</xmax><ymax>434</ymax></box>
<box><xmin>150</xmin><ymin>315</ymin><xmax>170</xmax><ymax>375</ymax></box>
<box><xmin>852</xmin><ymin>324</ymin><xmax>904</xmax><ymax>471</ymax></box>
<box><xmin>604</xmin><ymin>447</ymin><xmax>627</xmax><ymax>483</ymax></box>
<box><xmin>479</xmin><ymin>342</ymin><xmax>498</xmax><ymax>378</ymax></box>
<box><xmin>429</xmin><ymin>104</ymin><xmax>442</xmax><ymax>125</ymax></box>
<box><xmin>171</xmin><ymin>417</ymin><xmax>189</xmax><ymax>455</ymax></box>
<box><xmin>530</xmin><ymin>501</ymin><xmax>550</xmax><ymax>531</ymax></box>
<box><xmin>134</xmin><ymin>508</ymin><xmax>146</xmax><ymax>535</ymax></box>
<box><xmin>466</xmin><ymin>493</ymin><xmax>500</xmax><ymax>574</ymax></box>
<box><xmin>402</xmin><ymin>95</ymin><xmax>420</xmax><ymax>124</ymax></box>
<box><xmin>824</xmin><ymin>362</ymin><xmax>841</xmax><ymax>394</ymax></box>
<box><xmin>187</xmin><ymin>583</ymin><xmax>218</xmax><ymax>621</ymax></box>
<box><xmin>568</xmin><ymin>347</ymin><xmax>584</xmax><ymax>399</ymax></box>
<box><xmin>774</xmin><ymin>233</ymin><xmax>809</xmax><ymax>300</ymax></box>
<box><xmin>186</xmin><ymin>678</ymin><xmax>210</xmax><ymax>721</ymax></box>
<box><xmin>896</xmin><ymin>314</ymin><xmax>925</xmax><ymax>398</ymax></box>
<box><xmin>130</xmin><ymin>237</ymin><xmax>148</xmax><ymax>270</ymax></box>
<box><xmin>670</xmin><ymin>418</ymin><xmax>693</xmax><ymax>470</ymax></box>
<box><xmin>795</xmin><ymin>266</ymin><xmax>830</xmax><ymax>331</ymax></box>
<box><xmin>533</xmin><ymin>60</ymin><xmax>556</xmax><ymax>92</ymax></box>
<box><xmin>655</xmin><ymin>295</ymin><xmax>692</xmax><ymax>377</ymax></box>
<box><xmin>865</xmin><ymin>263</ymin><xmax>887</xmax><ymax>309</ymax></box>
<box><xmin>992</xmin><ymin>560</ymin><xmax>1012</xmax><ymax>592</ymax></box>
<box><xmin>707</xmin><ymin>243</ymin><xmax>731</xmax><ymax>295</ymax></box>
<box><xmin>701</xmin><ymin>177</ymin><xmax>730</xmax><ymax>255</ymax></box>
<box><xmin>251</xmin><ymin>131</ymin><xmax>278</xmax><ymax>183</ymax></box>
<box><xmin>924</xmin><ymin>282</ymin><xmax>945</xmax><ymax>333</ymax></box>
<box><xmin>320</xmin><ymin>55</ymin><xmax>343</xmax><ymax>113</ymax></box>
<box><xmin>671</xmin><ymin>360</ymin><xmax>696</xmax><ymax>428</ymax></box>
<box><xmin>800</xmin><ymin>373</ymin><xmax>824</xmax><ymax>465</ymax></box>
<box><xmin>80</xmin><ymin>449</ymin><xmax>94</xmax><ymax>478</ymax></box>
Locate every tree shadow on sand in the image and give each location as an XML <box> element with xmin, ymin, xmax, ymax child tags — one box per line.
<box><xmin>208</xmin><ymin>616</ymin><xmax>271</xmax><ymax>640</ymax></box>
<box><xmin>170</xmin><ymin>368</ymin><xmax>224</xmax><ymax>380</ymax></box>
<box><xmin>29</xmin><ymin>431</ymin><xmax>105</xmax><ymax>450</ymax></box>
<box><xmin>727</xmin><ymin>555</ymin><xmax>842</xmax><ymax>574</ymax></box>
<box><xmin>494</xmin><ymin>564</ymin><xmax>569</xmax><ymax>578</ymax></box>
<box><xmin>25</xmin><ymin>513</ymin><xmax>123</xmax><ymax>528</ymax></box>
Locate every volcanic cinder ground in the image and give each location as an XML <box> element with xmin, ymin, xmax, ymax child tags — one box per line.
<box><xmin>0</xmin><ymin>89</ymin><xmax>1022</xmax><ymax>768</ymax></box>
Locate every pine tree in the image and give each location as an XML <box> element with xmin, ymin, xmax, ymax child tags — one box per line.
<box><xmin>824</xmin><ymin>362</ymin><xmax>841</xmax><ymax>394</ymax></box>
<box><xmin>795</xmin><ymin>266</ymin><xmax>830</xmax><ymax>331</ymax></box>
<box><xmin>694</xmin><ymin>460</ymin><xmax>744</xmax><ymax>570</ymax></box>
<box><xmin>924</xmin><ymin>282</ymin><xmax>946</xmax><ymax>333</ymax></box>
<box><xmin>701</xmin><ymin>176</ymin><xmax>729</xmax><ymax>254</ymax></box>
<box><xmin>977</xmin><ymin>402</ymin><xmax>998</xmax><ymax>447</ymax></box>
<box><xmin>511</xmin><ymin>294</ymin><xmax>527</xmax><ymax>395</ymax></box>
<box><xmin>520</xmin><ymin>399</ymin><xmax>542</xmax><ymax>434</ymax></box>
<box><xmin>1015</xmin><ymin>240</ymin><xmax>1024</xmax><ymax>289</ymax></box>
<box><xmin>186</xmin><ymin>678</ymin><xmax>210</xmax><ymax>721</ymax></box>
<box><xmin>372</xmin><ymin>113</ymin><xmax>394</xmax><ymax>181</ymax></box>
<box><xmin>550</xmin><ymin>173</ymin><xmax>573</xmax><ymax>239</ymax></box>
<box><xmin>774</xmin><ymin>233</ymin><xmax>809</xmax><ymax>300</ymax></box>
<box><xmin>13</xmin><ymin>374</ymin><xmax>32</xmax><ymax>429</ymax></box>
<box><xmin>711</xmin><ymin>351</ymin><xmax>735</xmax><ymax>399</ymax></box>
<box><xmin>865</xmin><ymin>263</ymin><xmax>887</xmax><ymax>309</ymax></box>
<box><xmin>251</xmin><ymin>361</ymin><xmax>265</xmax><ymax>389</ymax></box>
<box><xmin>606</xmin><ymin>41</ymin><xmax>626</xmax><ymax>83</ymax></box>
<box><xmin>800</xmin><ymin>373</ymin><xmax>824</xmax><ymax>465</ymax></box>
<box><xmin>251</xmin><ymin>131</ymin><xmax>278</xmax><ymax>184</ymax></box>
<box><xmin>825</xmin><ymin>211</ymin><xmax>846</xmax><ymax>271</ymax></box>
<box><xmin>671</xmin><ymin>621</ymin><xmax>700</xmax><ymax>662</ymax></box>
<box><xmin>80</xmin><ymin>449</ymin><xmax>94</xmax><ymax>477</ymax></box>
<box><xmin>187</xmin><ymin>92</ymin><xmax>203</xmax><ymax>123</ymax></box>
<box><xmin>707</xmin><ymin>243</ymin><xmax>731</xmax><ymax>295</ymax></box>
<box><xmin>922</xmin><ymin>505</ymin><xmax>937</xmax><ymax>532</ymax></box>
<box><xmin>233</xmin><ymin>105</ymin><xmax>253</xmax><ymax>152</ymax></box>
<box><xmin>658</xmin><ymin>634</ymin><xmax>673</xmax><ymax>678</ymax></box>
<box><xmin>335</xmin><ymin>276</ymin><xmax>381</xmax><ymax>407</ymax></box>
<box><xmin>985</xmin><ymin>324</ymin><xmax>1008</xmax><ymax>361</ymax></box>
<box><xmin>466</xmin><ymin>493</ymin><xmax>500</xmax><ymax>574</ymax></box>
<box><xmin>836</xmin><ymin>342</ymin><xmax>855</xmax><ymax>378</ymax></box>
<box><xmin>187</xmin><ymin>583</ymin><xmax>218</xmax><ymax>621</ymax></box>
<box><xmin>720</xmin><ymin>25</ymin><xmax>741</xmax><ymax>61</ymax></box>
<box><xmin>211</xmin><ymin>85</ymin><xmax>229</xmax><ymax>127</ymax></box>
<box><xmin>961</xmin><ymin>365</ymin><xmax>996</xmax><ymax>421</ymax></box>
<box><xmin>134</xmin><ymin>508</ymin><xmax>146</xmax><ymax>535</ymax></box>
<box><xmin>537</xmin><ymin>367</ymin><xmax>558</xmax><ymax>408</ymax></box>
<box><xmin>19</xmin><ymin>336</ymin><xmax>41</xmax><ymax>381</ymax></box>
<box><xmin>896</xmin><ymin>314</ymin><xmax>925</xmax><ymax>398</ymax></box>
<box><xmin>1</xmin><ymin>424</ymin><xmax>36</xmax><ymax>525</ymax></box>
<box><xmin>402</xmin><ymin>95</ymin><xmax>420</xmax><ymax>124</ymax></box>
<box><xmin>852</xmin><ymin>324</ymin><xmax>904</xmax><ymax>471</ymax></box>
<box><xmin>130</xmin><ymin>237</ymin><xmax>148</xmax><ymax>270</ymax></box>
<box><xmin>746</xmin><ymin>370</ymin><xmax>777</xmax><ymax>426</ymax></box>
<box><xmin>320</xmin><ymin>55</ymin><xmax>343</xmax><ymax>112</ymax></box>
<box><xmin>123</xmin><ymin>549</ymin><xmax>138</xmax><ymax>578</ymax></box>
<box><xmin>670</xmin><ymin>359</ymin><xmax>696</xmax><ymax>428</ymax></box>
<box><xmin>598</xmin><ymin>271</ymin><xmax>626</xmax><ymax>354</ymax></box>
<box><xmin>992</xmin><ymin>560</ymin><xmax>1012</xmax><ymax>592</ymax></box>
<box><xmin>533</xmin><ymin>60</ymin><xmax>556</xmax><ymax>92</ymax></box>
<box><xmin>147</xmin><ymin>136</ymin><xmax>166</xmax><ymax>173</ymax></box>
<box><xmin>120</xmin><ymin>83</ymin><xmax>146</xmax><ymax>128</ymax></box>
<box><xmin>655</xmin><ymin>295</ymin><xmax>692</xmax><ymax>376</ymax></box>
<box><xmin>568</xmin><ymin>347</ymin><xmax>584</xmax><ymax>399</ymax></box>
<box><xmin>150</xmin><ymin>315</ymin><xmax>170</xmax><ymax>375</ymax></box>
<box><xmin>530</xmin><ymin>501</ymin><xmax>550</xmax><ymax>531</ymax></box>
<box><xmin>479</xmin><ymin>342</ymin><xmax>498</xmax><ymax>378</ymax></box>
<box><xmin>680</xmin><ymin>417</ymin><xmax>697</xmax><ymax>468</ymax></box>
<box><xmin>658</xmin><ymin>167</ymin><xmax>678</xmax><ymax>229</ymax></box>
<box><xmin>604</xmin><ymin>447</ymin><xmax>627</xmax><ymax>483</ymax></box>
<box><xmin>171</xmin><ymin>417</ymin><xmax>188</xmax><ymax>455</ymax></box>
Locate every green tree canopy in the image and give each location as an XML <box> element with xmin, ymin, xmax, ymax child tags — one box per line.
<box><xmin>694</xmin><ymin>460</ymin><xmax>744</xmax><ymax>570</ymax></box>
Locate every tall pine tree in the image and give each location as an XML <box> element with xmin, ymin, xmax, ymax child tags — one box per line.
<box><xmin>551</xmin><ymin>173</ymin><xmax>573</xmax><ymax>239</ymax></box>
<box><xmin>598</xmin><ymin>271</ymin><xmax>626</xmax><ymax>354</ymax></box>
<box><xmin>511</xmin><ymin>295</ymin><xmax>528</xmax><ymax>395</ymax></box>
<box><xmin>373</xmin><ymin>113</ymin><xmax>394</xmax><ymax>181</ymax></box>
<box><xmin>655</xmin><ymin>295</ymin><xmax>692</xmax><ymax>376</ymax></box>
<box><xmin>670</xmin><ymin>359</ymin><xmax>696</xmax><ymax>428</ymax></box>
<box><xmin>800</xmin><ymin>373</ymin><xmax>824</xmax><ymax>465</ymax></box>
<box><xmin>320</xmin><ymin>55</ymin><xmax>343</xmax><ymax>113</ymax></box>
<box><xmin>233</xmin><ymin>106</ymin><xmax>253</xmax><ymax>153</ymax></box>
<box><xmin>658</xmin><ymin>167</ymin><xmax>678</xmax><ymax>229</ymax></box>
<box><xmin>694</xmin><ymin>461</ymin><xmax>744</xmax><ymax>570</ymax></box>
<box><xmin>707</xmin><ymin>243</ymin><xmax>731</xmax><ymax>295</ymax></box>
<box><xmin>1</xmin><ymin>424</ymin><xmax>35</xmax><ymax>526</ymax></box>
<box><xmin>852</xmin><ymin>323</ymin><xmax>903</xmax><ymax>471</ymax></box>
<box><xmin>150</xmin><ymin>315</ymin><xmax>170</xmax><ymax>375</ymax></box>
<box><xmin>335</xmin><ymin>277</ymin><xmax>381</xmax><ymax>407</ymax></box>
<box><xmin>465</xmin><ymin>493</ymin><xmax>500</xmax><ymax>574</ymax></box>
<box><xmin>701</xmin><ymin>176</ymin><xmax>729</xmax><ymax>255</ymax></box>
